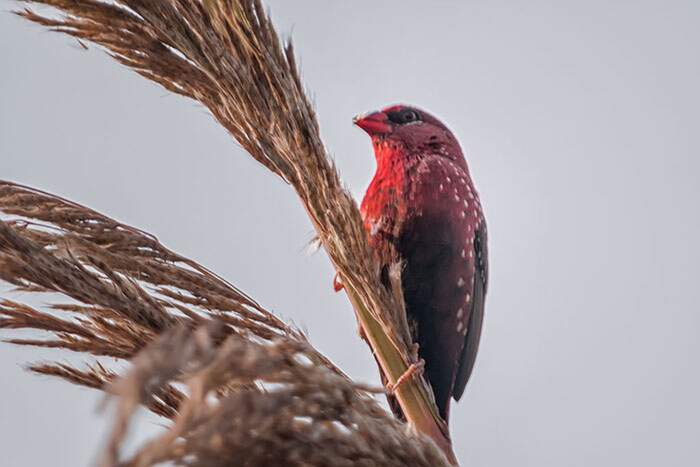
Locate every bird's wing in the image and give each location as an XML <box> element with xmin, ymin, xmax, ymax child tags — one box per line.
<box><xmin>453</xmin><ymin>222</ymin><xmax>488</xmax><ymax>400</ymax></box>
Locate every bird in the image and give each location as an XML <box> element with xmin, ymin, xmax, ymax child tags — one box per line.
<box><xmin>354</xmin><ymin>104</ymin><xmax>488</xmax><ymax>424</ymax></box>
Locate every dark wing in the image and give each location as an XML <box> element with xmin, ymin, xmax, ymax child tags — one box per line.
<box><xmin>397</xmin><ymin>210</ymin><xmax>460</xmax><ymax>422</ymax></box>
<box><xmin>453</xmin><ymin>222</ymin><xmax>488</xmax><ymax>400</ymax></box>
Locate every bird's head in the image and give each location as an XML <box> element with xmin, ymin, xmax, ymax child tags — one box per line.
<box><xmin>353</xmin><ymin>104</ymin><xmax>460</xmax><ymax>157</ymax></box>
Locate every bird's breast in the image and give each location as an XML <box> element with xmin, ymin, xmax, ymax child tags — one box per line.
<box><xmin>361</xmin><ymin>153</ymin><xmax>484</xmax><ymax>244</ymax></box>
<box><xmin>360</xmin><ymin>157</ymin><xmax>413</xmax><ymax>242</ymax></box>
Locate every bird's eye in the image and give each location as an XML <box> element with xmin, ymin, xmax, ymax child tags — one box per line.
<box><xmin>402</xmin><ymin>110</ymin><xmax>419</xmax><ymax>123</ymax></box>
<box><xmin>387</xmin><ymin>109</ymin><xmax>422</xmax><ymax>125</ymax></box>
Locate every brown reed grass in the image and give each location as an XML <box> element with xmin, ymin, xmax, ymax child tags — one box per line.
<box><xmin>3</xmin><ymin>0</ymin><xmax>458</xmax><ymax>463</ymax></box>
<box><xmin>0</xmin><ymin>181</ymin><xmax>448</xmax><ymax>466</ymax></box>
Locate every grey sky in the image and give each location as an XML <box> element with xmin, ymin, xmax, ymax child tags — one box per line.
<box><xmin>1</xmin><ymin>1</ymin><xmax>699</xmax><ymax>466</ymax></box>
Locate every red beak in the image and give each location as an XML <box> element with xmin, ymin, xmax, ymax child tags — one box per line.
<box><xmin>353</xmin><ymin>111</ymin><xmax>392</xmax><ymax>135</ymax></box>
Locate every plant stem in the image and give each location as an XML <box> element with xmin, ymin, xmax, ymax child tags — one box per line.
<box><xmin>343</xmin><ymin>283</ymin><xmax>458</xmax><ymax>465</ymax></box>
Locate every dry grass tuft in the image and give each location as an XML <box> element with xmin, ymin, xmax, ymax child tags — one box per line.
<box><xmin>102</xmin><ymin>323</ymin><xmax>447</xmax><ymax>467</ymax></box>
<box><xmin>4</xmin><ymin>0</ymin><xmax>457</xmax><ymax>463</ymax></box>
<box><xmin>0</xmin><ymin>181</ymin><xmax>448</xmax><ymax>466</ymax></box>
<box><xmin>0</xmin><ymin>180</ymin><xmax>333</xmax><ymax>408</ymax></box>
<box><xmin>14</xmin><ymin>0</ymin><xmax>411</xmax><ymax>349</ymax></box>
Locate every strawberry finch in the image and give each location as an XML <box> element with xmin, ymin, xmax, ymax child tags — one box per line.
<box><xmin>354</xmin><ymin>105</ymin><xmax>488</xmax><ymax>423</ymax></box>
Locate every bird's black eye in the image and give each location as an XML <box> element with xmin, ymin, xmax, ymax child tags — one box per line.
<box><xmin>402</xmin><ymin>110</ymin><xmax>419</xmax><ymax>123</ymax></box>
<box><xmin>388</xmin><ymin>109</ymin><xmax>421</xmax><ymax>125</ymax></box>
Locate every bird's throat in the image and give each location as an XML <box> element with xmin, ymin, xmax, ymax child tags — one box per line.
<box><xmin>372</xmin><ymin>143</ymin><xmax>413</xmax><ymax>188</ymax></box>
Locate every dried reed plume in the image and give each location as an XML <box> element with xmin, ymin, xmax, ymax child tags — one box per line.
<box><xmin>3</xmin><ymin>0</ymin><xmax>458</xmax><ymax>463</ymax></box>
<box><xmin>0</xmin><ymin>181</ymin><xmax>448</xmax><ymax>466</ymax></box>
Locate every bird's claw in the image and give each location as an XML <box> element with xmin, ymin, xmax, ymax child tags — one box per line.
<box><xmin>386</xmin><ymin>359</ymin><xmax>425</xmax><ymax>395</ymax></box>
<box><xmin>333</xmin><ymin>272</ymin><xmax>344</xmax><ymax>292</ymax></box>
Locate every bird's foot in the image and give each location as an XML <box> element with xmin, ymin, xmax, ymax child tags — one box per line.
<box><xmin>386</xmin><ymin>359</ymin><xmax>425</xmax><ymax>395</ymax></box>
<box><xmin>333</xmin><ymin>272</ymin><xmax>344</xmax><ymax>292</ymax></box>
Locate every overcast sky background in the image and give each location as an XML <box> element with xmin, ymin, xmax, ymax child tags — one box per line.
<box><xmin>2</xmin><ymin>1</ymin><xmax>699</xmax><ymax>466</ymax></box>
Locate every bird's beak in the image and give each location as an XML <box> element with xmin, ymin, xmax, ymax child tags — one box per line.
<box><xmin>353</xmin><ymin>111</ymin><xmax>392</xmax><ymax>135</ymax></box>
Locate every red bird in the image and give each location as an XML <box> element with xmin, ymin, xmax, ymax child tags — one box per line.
<box><xmin>355</xmin><ymin>105</ymin><xmax>488</xmax><ymax>424</ymax></box>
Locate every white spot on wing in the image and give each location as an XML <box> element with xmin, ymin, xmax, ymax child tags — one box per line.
<box><xmin>417</xmin><ymin>161</ymin><xmax>431</xmax><ymax>174</ymax></box>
